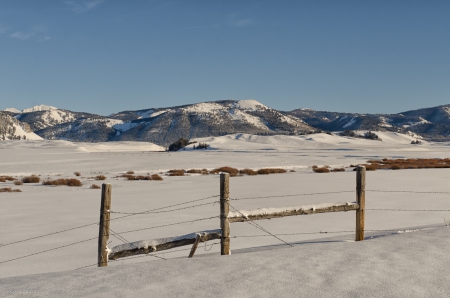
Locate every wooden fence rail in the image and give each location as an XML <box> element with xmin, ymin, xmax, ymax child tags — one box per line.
<box><xmin>98</xmin><ymin>166</ymin><xmax>366</xmax><ymax>266</ymax></box>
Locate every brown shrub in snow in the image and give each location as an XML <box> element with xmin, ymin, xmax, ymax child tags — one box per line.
<box><xmin>151</xmin><ymin>174</ymin><xmax>163</xmax><ymax>181</ymax></box>
<box><xmin>257</xmin><ymin>168</ymin><xmax>287</xmax><ymax>175</ymax></box>
<box><xmin>43</xmin><ymin>178</ymin><xmax>83</xmax><ymax>187</ymax></box>
<box><xmin>74</xmin><ymin>172</ymin><xmax>81</xmax><ymax>176</ymax></box>
<box><xmin>167</xmin><ymin>169</ymin><xmax>185</xmax><ymax>176</ymax></box>
<box><xmin>14</xmin><ymin>180</ymin><xmax>23</xmax><ymax>185</ymax></box>
<box><xmin>127</xmin><ymin>170</ymin><xmax>135</xmax><ymax>174</ymax></box>
<box><xmin>90</xmin><ymin>184</ymin><xmax>101</xmax><ymax>189</ymax></box>
<box><xmin>95</xmin><ymin>175</ymin><xmax>106</xmax><ymax>180</ymax></box>
<box><xmin>313</xmin><ymin>167</ymin><xmax>330</xmax><ymax>173</ymax></box>
<box><xmin>239</xmin><ymin>169</ymin><xmax>258</xmax><ymax>176</ymax></box>
<box><xmin>22</xmin><ymin>175</ymin><xmax>40</xmax><ymax>183</ymax></box>
<box><xmin>290</xmin><ymin>170</ymin><xmax>296</xmax><ymax>172</ymax></box>
<box><xmin>214</xmin><ymin>167</ymin><xmax>239</xmax><ymax>177</ymax></box>
<box><xmin>331</xmin><ymin>168</ymin><xmax>345</xmax><ymax>172</ymax></box>
<box><xmin>187</xmin><ymin>169</ymin><xmax>202</xmax><ymax>174</ymax></box>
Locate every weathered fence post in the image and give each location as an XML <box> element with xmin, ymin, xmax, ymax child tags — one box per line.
<box><xmin>220</xmin><ymin>173</ymin><xmax>230</xmax><ymax>255</ymax></box>
<box><xmin>98</xmin><ymin>183</ymin><xmax>112</xmax><ymax>267</ymax></box>
<box><xmin>355</xmin><ymin>166</ymin><xmax>366</xmax><ymax>241</ymax></box>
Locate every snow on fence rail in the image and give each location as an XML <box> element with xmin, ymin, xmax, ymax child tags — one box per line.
<box><xmin>97</xmin><ymin>166</ymin><xmax>367</xmax><ymax>266</ymax></box>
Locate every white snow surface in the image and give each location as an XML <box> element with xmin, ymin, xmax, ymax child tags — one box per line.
<box><xmin>22</xmin><ymin>104</ymin><xmax>57</xmax><ymax>113</ymax></box>
<box><xmin>231</xmin><ymin>99</ymin><xmax>268</xmax><ymax>110</ymax></box>
<box><xmin>1</xmin><ymin>132</ymin><xmax>450</xmax><ymax>296</ymax></box>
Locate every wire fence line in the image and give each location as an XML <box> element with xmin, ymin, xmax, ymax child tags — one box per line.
<box><xmin>0</xmin><ymin>194</ymin><xmax>219</xmax><ymax>250</ymax></box>
<box><xmin>229</xmin><ymin>190</ymin><xmax>354</xmax><ymax>201</ymax></box>
<box><xmin>367</xmin><ymin>208</ymin><xmax>450</xmax><ymax>212</ymax></box>
<box><xmin>110</xmin><ymin>201</ymin><xmax>219</xmax><ymax>215</ymax></box>
<box><xmin>228</xmin><ymin>203</ymin><xmax>292</xmax><ymax>248</ymax></box>
<box><xmin>0</xmin><ymin>237</ymin><xmax>98</xmax><ymax>265</ymax></box>
<box><xmin>366</xmin><ymin>190</ymin><xmax>450</xmax><ymax>194</ymax></box>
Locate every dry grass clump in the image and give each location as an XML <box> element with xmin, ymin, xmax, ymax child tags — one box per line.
<box><xmin>14</xmin><ymin>180</ymin><xmax>23</xmax><ymax>185</ymax></box>
<box><xmin>127</xmin><ymin>170</ymin><xmax>135</xmax><ymax>174</ymax></box>
<box><xmin>0</xmin><ymin>187</ymin><xmax>22</xmax><ymax>192</ymax></box>
<box><xmin>313</xmin><ymin>167</ymin><xmax>330</xmax><ymax>173</ymax></box>
<box><xmin>364</xmin><ymin>158</ymin><xmax>450</xmax><ymax>171</ymax></box>
<box><xmin>331</xmin><ymin>168</ymin><xmax>345</xmax><ymax>172</ymax></box>
<box><xmin>201</xmin><ymin>169</ymin><xmax>209</xmax><ymax>175</ymax></box>
<box><xmin>22</xmin><ymin>175</ymin><xmax>40</xmax><ymax>183</ymax></box>
<box><xmin>290</xmin><ymin>169</ymin><xmax>296</xmax><ymax>172</ymax></box>
<box><xmin>95</xmin><ymin>175</ymin><xmax>106</xmax><ymax>180</ymax></box>
<box><xmin>213</xmin><ymin>167</ymin><xmax>239</xmax><ymax>177</ymax></box>
<box><xmin>257</xmin><ymin>168</ymin><xmax>287</xmax><ymax>175</ymax></box>
<box><xmin>239</xmin><ymin>169</ymin><xmax>258</xmax><ymax>176</ymax></box>
<box><xmin>90</xmin><ymin>184</ymin><xmax>101</xmax><ymax>189</ymax></box>
<box><xmin>0</xmin><ymin>176</ymin><xmax>15</xmax><ymax>182</ymax></box>
<box><xmin>42</xmin><ymin>178</ymin><xmax>83</xmax><ymax>187</ymax></box>
<box><xmin>151</xmin><ymin>174</ymin><xmax>163</xmax><ymax>181</ymax></box>
<box><xmin>187</xmin><ymin>169</ymin><xmax>202</xmax><ymax>174</ymax></box>
<box><xmin>209</xmin><ymin>169</ymin><xmax>219</xmax><ymax>174</ymax></box>
<box><xmin>167</xmin><ymin>169</ymin><xmax>186</xmax><ymax>176</ymax></box>
<box><xmin>74</xmin><ymin>172</ymin><xmax>81</xmax><ymax>176</ymax></box>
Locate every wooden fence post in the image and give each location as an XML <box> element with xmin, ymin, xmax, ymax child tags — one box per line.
<box><xmin>220</xmin><ymin>173</ymin><xmax>230</xmax><ymax>255</ymax></box>
<box><xmin>355</xmin><ymin>166</ymin><xmax>366</xmax><ymax>241</ymax></box>
<box><xmin>98</xmin><ymin>183</ymin><xmax>112</xmax><ymax>267</ymax></box>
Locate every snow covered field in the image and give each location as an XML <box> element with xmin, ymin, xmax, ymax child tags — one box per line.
<box><xmin>1</xmin><ymin>132</ymin><xmax>450</xmax><ymax>296</ymax></box>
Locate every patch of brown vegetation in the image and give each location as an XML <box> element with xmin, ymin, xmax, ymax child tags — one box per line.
<box><xmin>74</xmin><ymin>172</ymin><xmax>81</xmax><ymax>176</ymax></box>
<box><xmin>257</xmin><ymin>168</ymin><xmax>287</xmax><ymax>174</ymax></box>
<box><xmin>331</xmin><ymin>168</ymin><xmax>345</xmax><ymax>172</ymax></box>
<box><xmin>364</xmin><ymin>158</ymin><xmax>450</xmax><ymax>171</ymax></box>
<box><xmin>201</xmin><ymin>169</ymin><xmax>209</xmax><ymax>175</ymax></box>
<box><xmin>213</xmin><ymin>167</ymin><xmax>239</xmax><ymax>177</ymax></box>
<box><xmin>43</xmin><ymin>178</ymin><xmax>83</xmax><ymax>187</ymax></box>
<box><xmin>167</xmin><ymin>169</ymin><xmax>185</xmax><ymax>176</ymax></box>
<box><xmin>127</xmin><ymin>170</ymin><xmax>135</xmax><ymax>174</ymax></box>
<box><xmin>95</xmin><ymin>175</ymin><xmax>106</xmax><ymax>180</ymax></box>
<box><xmin>313</xmin><ymin>167</ymin><xmax>330</xmax><ymax>173</ymax></box>
<box><xmin>0</xmin><ymin>187</ymin><xmax>22</xmax><ymax>192</ymax></box>
<box><xmin>290</xmin><ymin>169</ymin><xmax>296</xmax><ymax>172</ymax></box>
<box><xmin>239</xmin><ymin>169</ymin><xmax>258</xmax><ymax>176</ymax></box>
<box><xmin>14</xmin><ymin>180</ymin><xmax>23</xmax><ymax>185</ymax></box>
<box><xmin>90</xmin><ymin>184</ymin><xmax>101</xmax><ymax>189</ymax></box>
<box><xmin>186</xmin><ymin>169</ymin><xmax>202</xmax><ymax>174</ymax></box>
<box><xmin>22</xmin><ymin>175</ymin><xmax>40</xmax><ymax>183</ymax></box>
<box><xmin>151</xmin><ymin>174</ymin><xmax>163</xmax><ymax>181</ymax></box>
<box><xmin>0</xmin><ymin>176</ymin><xmax>15</xmax><ymax>182</ymax></box>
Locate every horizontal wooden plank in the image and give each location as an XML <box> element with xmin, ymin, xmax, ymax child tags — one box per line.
<box><xmin>108</xmin><ymin>230</ymin><xmax>221</xmax><ymax>261</ymax></box>
<box><xmin>228</xmin><ymin>202</ymin><xmax>359</xmax><ymax>223</ymax></box>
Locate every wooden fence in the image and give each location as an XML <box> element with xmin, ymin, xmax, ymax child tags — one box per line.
<box><xmin>97</xmin><ymin>166</ymin><xmax>366</xmax><ymax>266</ymax></box>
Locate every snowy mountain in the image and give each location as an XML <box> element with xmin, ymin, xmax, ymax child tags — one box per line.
<box><xmin>288</xmin><ymin>104</ymin><xmax>450</xmax><ymax>141</ymax></box>
<box><xmin>0</xmin><ymin>112</ymin><xmax>43</xmax><ymax>140</ymax></box>
<box><xmin>108</xmin><ymin>99</ymin><xmax>315</xmax><ymax>146</ymax></box>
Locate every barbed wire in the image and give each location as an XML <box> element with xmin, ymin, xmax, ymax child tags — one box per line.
<box><xmin>0</xmin><ymin>222</ymin><xmax>99</xmax><ymax>249</ymax></box>
<box><xmin>366</xmin><ymin>190</ymin><xmax>450</xmax><ymax>194</ymax></box>
<box><xmin>115</xmin><ymin>216</ymin><xmax>219</xmax><ymax>235</ymax></box>
<box><xmin>110</xmin><ymin>201</ymin><xmax>218</xmax><ymax>215</ymax></box>
<box><xmin>228</xmin><ymin>203</ymin><xmax>292</xmax><ymax>248</ymax></box>
<box><xmin>230</xmin><ymin>191</ymin><xmax>354</xmax><ymax>201</ymax></box>
<box><xmin>0</xmin><ymin>237</ymin><xmax>97</xmax><ymax>265</ymax></box>
<box><xmin>110</xmin><ymin>195</ymin><xmax>219</xmax><ymax>222</ymax></box>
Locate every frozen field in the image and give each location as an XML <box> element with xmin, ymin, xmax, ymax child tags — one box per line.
<box><xmin>1</xmin><ymin>132</ymin><xmax>450</xmax><ymax>296</ymax></box>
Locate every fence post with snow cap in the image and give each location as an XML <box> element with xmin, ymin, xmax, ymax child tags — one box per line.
<box><xmin>356</xmin><ymin>166</ymin><xmax>366</xmax><ymax>241</ymax></box>
<box><xmin>98</xmin><ymin>183</ymin><xmax>112</xmax><ymax>267</ymax></box>
<box><xmin>220</xmin><ymin>173</ymin><xmax>231</xmax><ymax>255</ymax></box>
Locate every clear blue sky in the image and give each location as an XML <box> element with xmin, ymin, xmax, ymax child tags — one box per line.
<box><xmin>1</xmin><ymin>0</ymin><xmax>449</xmax><ymax>115</ymax></box>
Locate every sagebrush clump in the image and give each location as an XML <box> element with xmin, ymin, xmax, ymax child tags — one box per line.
<box><xmin>95</xmin><ymin>175</ymin><xmax>106</xmax><ymax>180</ymax></box>
<box><xmin>42</xmin><ymin>178</ymin><xmax>83</xmax><ymax>187</ymax></box>
<box><xmin>90</xmin><ymin>184</ymin><xmax>101</xmax><ymax>189</ymax></box>
<box><xmin>22</xmin><ymin>175</ymin><xmax>40</xmax><ymax>183</ymax></box>
<box><xmin>0</xmin><ymin>187</ymin><xmax>21</xmax><ymax>192</ymax></box>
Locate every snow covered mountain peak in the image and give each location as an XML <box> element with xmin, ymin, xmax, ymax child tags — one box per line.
<box><xmin>232</xmin><ymin>99</ymin><xmax>268</xmax><ymax>111</ymax></box>
<box><xmin>3</xmin><ymin>108</ymin><xmax>21</xmax><ymax>113</ymax></box>
<box><xmin>22</xmin><ymin>105</ymin><xmax>57</xmax><ymax>113</ymax></box>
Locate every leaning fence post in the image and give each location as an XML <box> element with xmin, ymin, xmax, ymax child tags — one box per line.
<box><xmin>98</xmin><ymin>183</ymin><xmax>112</xmax><ymax>267</ymax></box>
<box><xmin>355</xmin><ymin>166</ymin><xmax>366</xmax><ymax>241</ymax></box>
<box><xmin>220</xmin><ymin>173</ymin><xmax>230</xmax><ymax>255</ymax></box>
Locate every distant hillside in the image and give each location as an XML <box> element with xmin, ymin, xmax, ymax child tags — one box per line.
<box><xmin>0</xmin><ymin>112</ymin><xmax>42</xmax><ymax>140</ymax></box>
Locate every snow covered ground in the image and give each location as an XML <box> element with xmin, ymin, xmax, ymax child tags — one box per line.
<box><xmin>1</xmin><ymin>132</ymin><xmax>450</xmax><ymax>296</ymax></box>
